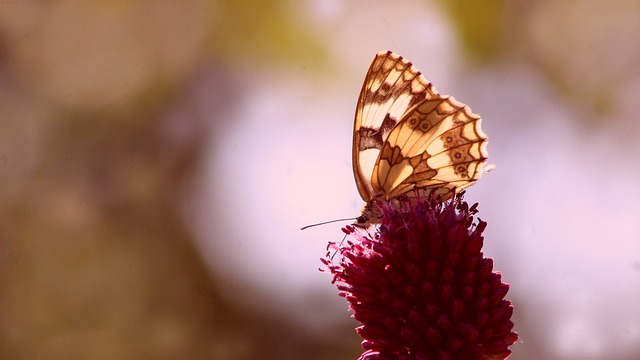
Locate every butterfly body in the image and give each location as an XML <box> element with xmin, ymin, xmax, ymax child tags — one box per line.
<box><xmin>353</xmin><ymin>51</ymin><xmax>490</xmax><ymax>227</ymax></box>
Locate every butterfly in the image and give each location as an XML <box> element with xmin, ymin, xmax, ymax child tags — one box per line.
<box><xmin>353</xmin><ymin>51</ymin><xmax>491</xmax><ymax>227</ymax></box>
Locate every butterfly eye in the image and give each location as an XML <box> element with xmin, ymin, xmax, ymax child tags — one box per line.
<box><xmin>454</xmin><ymin>152</ymin><xmax>462</xmax><ymax>159</ymax></box>
<box><xmin>445</xmin><ymin>136</ymin><xmax>453</xmax><ymax>143</ymax></box>
<box><xmin>457</xmin><ymin>165</ymin><xmax>468</xmax><ymax>173</ymax></box>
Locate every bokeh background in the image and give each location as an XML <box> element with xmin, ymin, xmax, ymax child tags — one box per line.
<box><xmin>1</xmin><ymin>0</ymin><xmax>639</xmax><ymax>359</ymax></box>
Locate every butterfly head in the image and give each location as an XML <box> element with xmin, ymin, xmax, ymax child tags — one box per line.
<box><xmin>354</xmin><ymin>197</ymin><xmax>384</xmax><ymax>228</ymax></box>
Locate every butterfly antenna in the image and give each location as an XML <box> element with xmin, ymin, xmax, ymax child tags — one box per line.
<box><xmin>300</xmin><ymin>217</ymin><xmax>357</xmax><ymax>230</ymax></box>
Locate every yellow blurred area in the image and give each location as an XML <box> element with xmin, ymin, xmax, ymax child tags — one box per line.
<box><xmin>1</xmin><ymin>0</ymin><xmax>639</xmax><ymax>359</ymax></box>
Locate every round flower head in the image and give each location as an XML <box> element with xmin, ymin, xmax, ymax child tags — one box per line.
<box><xmin>322</xmin><ymin>192</ymin><xmax>517</xmax><ymax>360</ymax></box>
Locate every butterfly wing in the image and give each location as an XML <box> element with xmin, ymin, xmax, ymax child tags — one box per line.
<box><xmin>371</xmin><ymin>95</ymin><xmax>489</xmax><ymax>199</ymax></box>
<box><xmin>353</xmin><ymin>51</ymin><xmax>438</xmax><ymax>201</ymax></box>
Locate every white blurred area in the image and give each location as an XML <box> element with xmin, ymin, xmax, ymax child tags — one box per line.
<box><xmin>183</xmin><ymin>0</ymin><xmax>640</xmax><ymax>358</ymax></box>
<box><xmin>188</xmin><ymin>0</ymin><xmax>460</xmax><ymax>327</ymax></box>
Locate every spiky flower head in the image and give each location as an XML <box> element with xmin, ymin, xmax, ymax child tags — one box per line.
<box><xmin>322</xmin><ymin>192</ymin><xmax>517</xmax><ymax>360</ymax></box>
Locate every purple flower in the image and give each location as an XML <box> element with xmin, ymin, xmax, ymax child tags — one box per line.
<box><xmin>322</xmin><ymin>192</ymin><xmax>517</xmax><ymax>360</ymax></box>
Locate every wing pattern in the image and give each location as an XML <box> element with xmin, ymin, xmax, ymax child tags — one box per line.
<box><xmin>353</xmin><ymin>51</ymin><xmax>438</xmax><ymax>200</ymax></box>
<box><xmin>353</xmin><ymin>51</ymin><xmax>490</xmax><ymax>212</ymax></box>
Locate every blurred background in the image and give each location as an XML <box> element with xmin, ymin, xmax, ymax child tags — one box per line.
<box><xmin>1</xmin><ymin>0</ymin><xmax>639</xmax><ymax>359</ymax></box>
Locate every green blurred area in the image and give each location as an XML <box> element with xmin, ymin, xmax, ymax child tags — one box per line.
<box><xmin>438</xmin><ymin>0</ymin><xmax>505</xmax><ymax>61</ymax></box>
<box><xmin>211</xmin><ymin>0</ymin><xmax>327</xmax><ymax>66</ymax></box>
